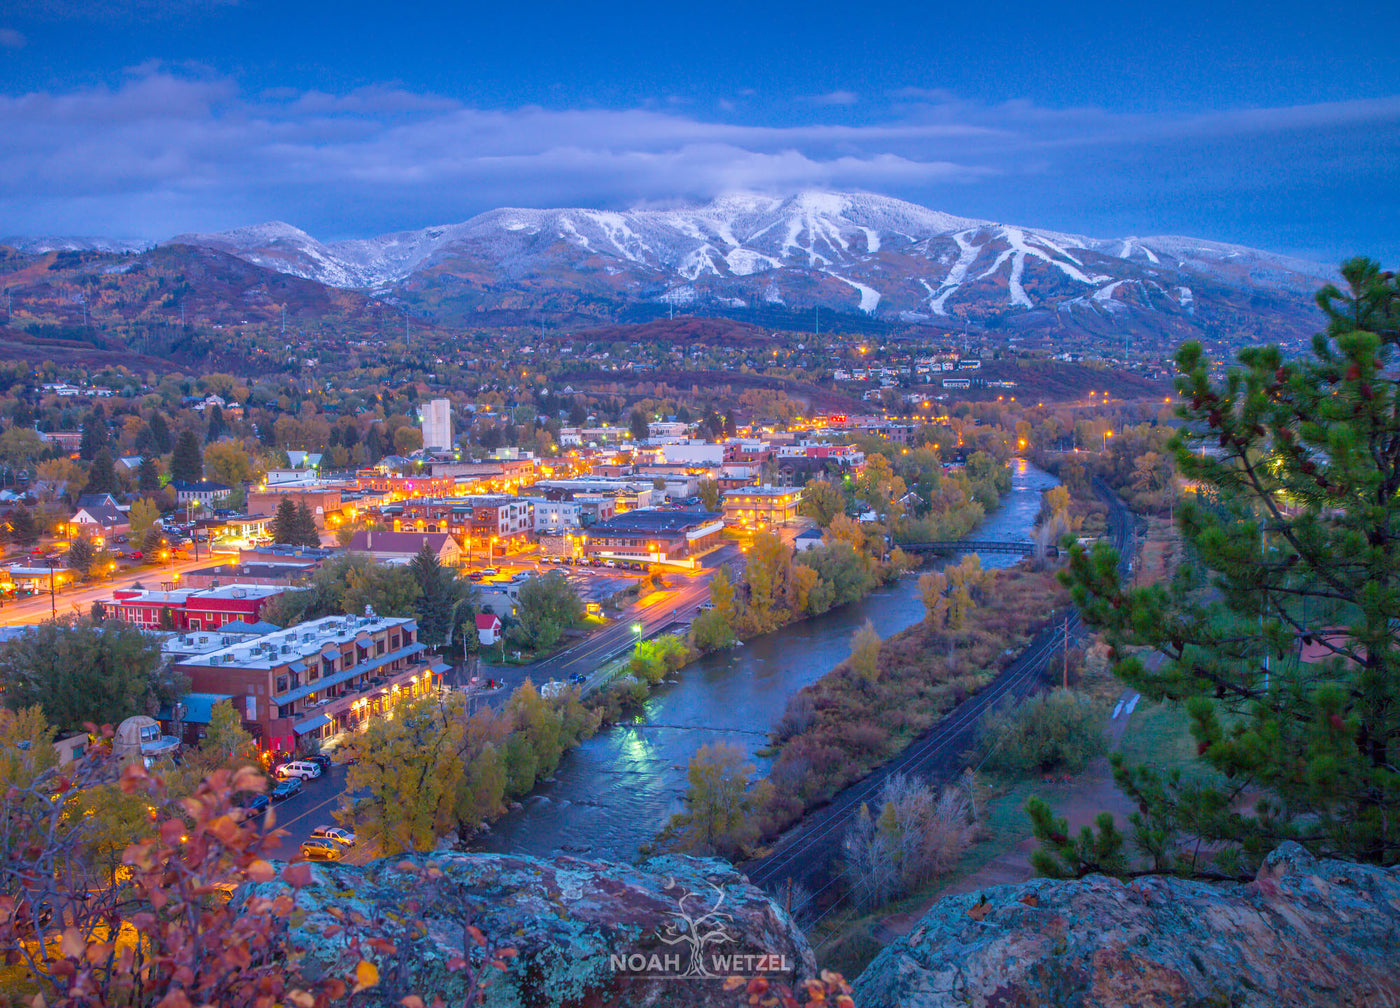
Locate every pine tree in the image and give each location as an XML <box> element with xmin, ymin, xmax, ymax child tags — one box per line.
<box><xmin>170</xmin><ymin>429</ymin><xmax>203</xmax><ymax>483</ymax></box>
<box><xmin>1062</xmin><ymin>258</ymin><xmax>1400</xmax><ymax>876</ymax></box>
<box><xmin>83</xmin><ymin>448</ymin><xmax>119</xmax><ymax>496</ymax></box>
<box><xmin>137</xmin><ymin>456</ymin><xmax>160</xmax><ymax>494</ymax></box>
<box><xmin>205</xmin><ymin>404</ymin><xmax>226</xmax><ymax>441</ymax></box>
<box><xmin>410</xmin><ymin>542</ymin><xmax>475</xmax><ymax>649</ymax></box>
<box><xmin>78</xmin><ymin>408</ymin><xmax>110</xmax><ymax>461</ymax></box>
<box><xmin>66</xmin><ymin>536</ymin><xmax>95</xmax><ymax>575</ymax></box>
<box><xmin>147</xmin><ymin>412</ymin><xmax>172</xmax><ymax>454</ymax></box>
<box><xmin>270</xmin><ymin>497</ymin><xmax>298</xmax><ymax>545</ymax></box>
<box><xmin>292</xmin><ymin>502</ymin><xmax>320</xmax><ymax>547</ymax></box>
<box><xmin>9</xmin><ymin>504</ymin><xmax>38</xmax><ymax>546</ymax></box>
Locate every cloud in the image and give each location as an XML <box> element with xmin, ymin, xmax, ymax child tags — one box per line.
<box><xmin>0</xmin><ymin>28</ymin><xmax>24</xmax><ymax>48</ymax></box>
<box><xmin>810</xmin><ymin>90</ymin><xmax>859</xmax><ymax>106</ymax></box>
<box><xmin>0</xmin><ymin>65</ymin><xmax>1394</xmax><ymax>264</ymax></box>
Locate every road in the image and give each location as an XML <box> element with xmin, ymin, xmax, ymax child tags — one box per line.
<box><xmin>257</xmin><ymin>763</ymin><xmax>352</xmax><ymax>860</ymax></box>
<box><xmin>263</xmin><ymin>542</ymin><xmax>741</xmax><ymax>857</ymax></box>
<box><xmin>0</xmin><ymin>553</ymin><xmax>218</xmax><ymax>626</ymax></box>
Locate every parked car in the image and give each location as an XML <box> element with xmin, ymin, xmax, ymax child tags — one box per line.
<box><xmin>234</xmin><ymin>792</ymin><xmax>269</xmax><ymax>816</ymax></box>
<box><xmin>269</xmin><ymin>778</ymin><xmax>302</xmax><ymax>801</ymax></box>
<box><xmin>310</xmin><ymin>825</ymin><xmax>356</xmax><ymax>846</ymax></box>
<box><xmin>275</xmin><ymin>760</ymin><xmax>321</xmax><ymax>780</ymax></box>
<box><xmin>304</xmin><ymin>753</ymin><xmax>332</xmax><ymax>773</ymax></box>
<box><xmin>298</xmin><ymin>837</ymin><xmax>343</xmax><ymax>862</ymax></box>
<box><xmin>129</xmin><ymin>551</ymin><xmax>143</xmax><ymax>560</ymax></box>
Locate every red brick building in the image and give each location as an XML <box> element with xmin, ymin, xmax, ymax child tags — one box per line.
<box><xmin>107</xmin><ymin>583</ymin><xmax>288</xmax><ymax>631</ymax></box>
<box><xmin>171</xmin><ymin>614</ymin><xmax>443</xmax><ymax>752</ymax></box>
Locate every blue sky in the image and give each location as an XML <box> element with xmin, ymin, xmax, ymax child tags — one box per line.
<box><xmin>1</xmin><ymin>0</ymin><xmax>1397</xmax><ymax>264</ymax></box>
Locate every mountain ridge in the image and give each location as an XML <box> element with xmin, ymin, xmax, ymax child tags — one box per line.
<box><xmin>6</xmin><ymin>191</ymin><xmax>1335</xmax><ymax>348</ymax></box>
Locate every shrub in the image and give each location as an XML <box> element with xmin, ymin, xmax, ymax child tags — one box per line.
<box><xmin>843</xmin><ymin>773</ymin><xmax>978</xmax><ymax>905</ymax></box>
<box><xmin>976</xmin><ymin>688</ymin><xmax>1107</xmax><ymax>776</ymax></box>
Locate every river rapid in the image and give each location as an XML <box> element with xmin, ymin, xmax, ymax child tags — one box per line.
<box><xmin>480</xmin><ymin>460</ymin><xmax>1060</xmax><ymax>862</ymax></box>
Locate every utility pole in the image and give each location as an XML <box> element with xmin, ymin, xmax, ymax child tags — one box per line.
<box><xmin>1062</xmin><ymin>615</ymin><xmax>1070</xmax><ymax>689</ymax></box>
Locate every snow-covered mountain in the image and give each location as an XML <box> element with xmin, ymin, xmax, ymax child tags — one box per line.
<box><xmin>158</xmin><ymin>192</ymin><xmax>1331</xmax><ymax>335</ymax></box>
<box><xmin>3</xmin><ymin>235</ymin><xmax>153</xmax><ymax>254</ymax></box>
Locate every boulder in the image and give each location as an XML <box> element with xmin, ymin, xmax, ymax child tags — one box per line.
<box><xmin>239</xmin><ymin>851</ymin><xmax>814</xmax><ymax>1007</ymax></box>
<box><xmin>854</xmin><ymin>843</ymin><xmax>1400</xmax><ymax>1007</ymax></box>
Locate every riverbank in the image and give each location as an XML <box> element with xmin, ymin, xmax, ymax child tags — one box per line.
<box><xmin>745</xmin><ymin>561</ymin><xmax>1072</xmax><ymax>841</ymax></box>
<box><xmin>477</xmin><ymin>461</ymin><xmax>1059</xmax><ymax>862</ymax></box>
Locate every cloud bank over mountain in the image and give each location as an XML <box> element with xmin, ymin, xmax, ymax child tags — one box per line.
<box><xmin>1</xmin><ymin>67</ymin><xmax>1396</xmax><ymax>265</ymax></box>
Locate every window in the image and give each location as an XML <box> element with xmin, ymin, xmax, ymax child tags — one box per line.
<box><xmin>276</xmin><ymin>675</ymin><xmax>288</xmax><ymax>693</ymax></box>
<box><xmin>390</xmin><ymin>634</ymin><xmax>400</xmax><ymax>650</ymax></box>
<box><xmin>376</xmin><ymin>639</ymin><xmax>385</xmax><ymax>655</ymax></box>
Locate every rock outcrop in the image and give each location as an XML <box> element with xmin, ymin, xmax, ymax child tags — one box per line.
<box><xmin>854</xmin><ymin>842</ymin><xmax>1400</xmax><ymax>1007</ymax></box>
<box><xmin>239</xmin><ymin>851</ymin><xmax>814</xmax><ymax>1007</ymax></box>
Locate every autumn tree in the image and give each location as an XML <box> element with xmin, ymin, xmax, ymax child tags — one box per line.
<box><xmin>697</xmin><ymin>478</ymin><xmax>722</xmax><ymax>512</ymax></box>
<box><xmin>800</xmin><ymin>478</ymin><xmax>847</xmax><ymax>526</ymax></box>
<box><xmin>128</xmin><ymin>496</ymin><xmax>161</xmax><ymax>544</ymax></box>
<box><xmin>1056</xmin><ymin>258</ymin><xmax>1400</xmax><ymax>877</ymax></box>
<box><xmin>660</xmin><ymin>742</ymin><xmax>769</xmax><ymax>859</ymax></box>
<box><xmin>203</xmin><ymin>439</ymin><xmax>254</xmax><ymax>488</ymax></box>
<box><xmin>338</xmin><ymin>695</ymin><xmax>466</xmax><ymax>855</ymax></box>
<box><xmin>848</xmin><ymin>620</ymin><xmax>882</xmax><ymax>683</ymax></box>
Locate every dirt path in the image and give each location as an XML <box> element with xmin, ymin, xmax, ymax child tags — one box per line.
<box><xmin>874</xmin><ymin>686</ymin><xmax>1143</xmax><ymax>941</ymax></box>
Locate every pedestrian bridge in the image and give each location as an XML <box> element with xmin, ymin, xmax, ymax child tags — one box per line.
<box><xmin>897</xmin><ymin>540</ymin><xmax>1054</xmax><ymax>556</ymax></box>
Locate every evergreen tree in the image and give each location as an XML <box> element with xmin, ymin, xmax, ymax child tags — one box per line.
<box><xmin>9</xmin><ymin>504</ymin><xmax>38</xmax><ymax>546</ymax></box>
<box><xmin>78</xmin><ymin>408</ymin><xmax>110</xmax><ymax>461</ymax></box>
<box><xmin>409</xmin><ymin>542</ymin><xmax>476</xmax><ymax>649</ymax></box>
<box><xmin>137</xmin><ymin>456</ymin><xmax>160</xmax><ymax>494</ymax></box>
<box><xmin>628</xmin><ymin>408</ymin><xmax>649</xmax><ymax>442</ymax></box>
<box><xmin>66</xmin><ymin>536</ymin><xmax>95</xmax><ymax>575</ymax></box>
<box><xmin>205</xmin><ymin>404</ymin><xmax>226</xmax><ymax>441</ymax></box>
<box><xmin>147</xmin><ymin>411</ymin><xmax>173</xmax><ymax>454</ymax></box>
<box><xmin>1060</xmin><ymin>259</ymin><xmax>1400</xmax><ymax>876</ymax></box>
<box><xmin>170</xmin><ymin>429</ymin><xmax>203</xmax><ymax>483</ymax></box>
<box><xmin>270</xmin><ymin>497</ymin><xmax>298</xmax><ymax>545</ymax></box>
<box><xmin>83</xmin><ymin>448</ymin><xmax>119</xmax><ymax>496</ymax></box>
<box><xmin>292</xmin><ymin>501</ymin><xmax>320</xmax><ymax>547</ymax></box>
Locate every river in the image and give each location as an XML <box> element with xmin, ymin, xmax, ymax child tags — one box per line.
<box><xmin>479</xmin><ymin>460</ymin><xmax>1059</xmax><ymax>862</ymax></box>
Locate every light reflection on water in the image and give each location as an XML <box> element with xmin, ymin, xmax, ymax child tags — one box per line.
<box><xmin>480</xmin><ymin>460</ymin><xmax>1058</xmax><ymax>862</ymax></box>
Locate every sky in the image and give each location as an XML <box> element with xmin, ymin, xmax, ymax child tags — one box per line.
<box><xmin>1</xmin><ymin>0</ymin><xmax>1397</xmax><ymax>265</ymax></box>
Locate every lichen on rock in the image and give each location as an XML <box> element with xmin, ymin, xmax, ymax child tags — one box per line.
<box><xmin>853</xmin><ymin>842</ymin><xmax>1400</xmax><ymax>1007</ymax></box>
<box><xmin>238</xmin><ymin>850</ymin><xmax>814</xmax><ymax>1007</ymax></box>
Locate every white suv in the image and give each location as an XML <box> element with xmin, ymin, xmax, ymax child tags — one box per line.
<box><xmin>275</xmin><ymin>760</ymin><xmax>322</xmax><ymax>781</ymax></box>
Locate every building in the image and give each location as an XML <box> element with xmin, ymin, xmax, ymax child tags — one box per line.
<box><xmin>582</xmin><ymin>509</ymin><xmax>725</xmax><ymax>567</ymax></box>
<box><xmin>107</xmin><ymin>583</ymin><xmax>288</xmax><ymax>631</ymax></box>
<box><xmin>171</xmin><ymin>613</ymin><xmax>444</xmax><ymax>752</ymax></box>
<box><xmin>420</xmin><ymin>398</ymin><xmax>453</xmax><ymax>451</ymax></box>
<box><xmin>246</xmin><ymin>486</ymin><xmax>346</xmax><ymax>529</ymax></box>
<box><xmin>180</xmin><ymin>560</ymin><xmax>318</xmax><ymax>590</ymax></box>
<box><xmin>722</xmin><ymin>486</ymin><xmax>803</xmax><ymax>531</ymax></box>
<box><xmin>171</xmin><ymin>480</ymin><xmax>232</xmax><ymax>506</ymax></box>
<box><xmin>67</xmin><ymin>503</ymin><xmax>129</xmax><ymax>541</ymax></box>
<box><xmin>343</xmin><ymin>530</ymin><xmax>462</xmax><ymax>566</ymax></box>
<box><xmin>475</xmin><ymin>613</ymin><xmax>503</xmax><ymax>646</ymax></box>
<box><xmin>526</xmin><ymin>498</ymin><xmax>582</xmax><ymax>533</ymax></box>
<box><xmin>794</xmin><ymin>527</ymin><xmax>825</xmax><ymax>552</ymax></box>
